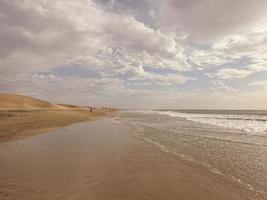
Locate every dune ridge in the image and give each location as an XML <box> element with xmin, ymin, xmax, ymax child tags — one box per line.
<box><xmin>0</xmin><ymin>93</ymin><xmax>118</xmax><ymax>142</ymax></box>
<box><xmin>0</xmin><ymin>93</ymin><xmax>63</xmax><ymax>109</ymax></box>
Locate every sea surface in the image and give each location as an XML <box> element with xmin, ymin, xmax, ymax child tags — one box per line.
<box><xmin>117</xmin><ymin>110</ymin><xmax>267</xmax><ymax>200</ymax></box>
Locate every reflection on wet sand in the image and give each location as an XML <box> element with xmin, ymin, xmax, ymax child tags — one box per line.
<box><xmin>0</xmin><ymin>119</ymin><xmax>252</xmax><ymax>200</ymax></box>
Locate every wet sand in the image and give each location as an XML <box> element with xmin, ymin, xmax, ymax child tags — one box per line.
<box><xmin>0</xmin><ymin>119</ymin><xmax>249</xmax><ymax>200</ymax></box>
<box><xmin>0</xmin><ymin>109</ymin><xmax>108</xmax><ymax>142</ymax></box>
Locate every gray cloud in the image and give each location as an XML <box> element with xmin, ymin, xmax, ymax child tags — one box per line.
<box><xmin>159</xmin><ymin>0</ymin><xmax>267</xmax><ymax>42</ymax></box>
<box><xmin>97</xmin><ymin>0</ymin><xmax>159</xmax><ymax>28</ymax></box>
<box><xmin>1</xmin><ymin>0</ymin><xmax>267</xmax><ymax>108</ymax></box>
<box><xmin>0</xmin><ymin>0</ymin><xmax>189</xmax><ymax>76</ymax></box>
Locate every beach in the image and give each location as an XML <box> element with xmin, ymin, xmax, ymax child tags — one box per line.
<box><xmin>0</xmin><ymin>118</ymin><xmax>257</xmax><ymax>200</ymax></box>
<box><xmin>119</xmin><ymin>110</ymin><xmax>267</xmax><ymax>199</ymax></box>
<box><xmin>0</xmin><ymin>93</ymin><xmax>115</xmax><ymax>142</ymax></box>
<box><xmin>1</xmin><ymin>0</ymin><xmax>267</xmax><ymax>199</ymax></box>
<box><xmin>0</xmin><ymin>109</ymin><xmax>108</xmax><ymax>142</ymax></box>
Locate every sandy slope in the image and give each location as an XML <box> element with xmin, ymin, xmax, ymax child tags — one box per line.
<box><xmin>0</xmin><ymin>93</ymin><xmax>64</xmax><ymax>109</ymax></box>
<box><xmin>0</xmin><ymin>93</ymin><xmax>116</xmax><ymax>142</ymax></box>
<box><xmin>0</xmin><ymin>109</ymin><xmax>107</xmax><ymax>142</ymax></box>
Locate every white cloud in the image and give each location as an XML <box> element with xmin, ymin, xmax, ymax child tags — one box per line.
<box><xmin>0</xmin><ymin>0</ymin><xmax>190</xmax><ymax>78</ymax></box>
<box><xmin>1</xmin><ymin>0</ymin><xmax>267</xmax><ymax>108</ymax></box>
<box><xmin>129</xmin><ymin>65</ymin><xmax>191</xmax><ymax>85</ymax></box>
<box><xmin>158</xmin><ymin>0</ymin><xmax>267</xmax><ymax>42</ymax></box>
<box><xmin>249</xmin><ymin>80</ymin><xmax>267</xmax><ymax>88</ymax></box>
<box><xmin>247</xmin><ymin>57</ymin><xmax>267</xmax><ymax>72</ymax></box>
<box><xmin>189</xmin><ymin>49</ymin><xmax>230</xmax><ymax>68</ymax></box>
<box><xmin>216</xmin><ymin>68</ymin><xmax>253</xmax><ymax>79</ymax></box>
<box><xmin>211</xmin><ymin>80</ymin><xmax>238</xmax><ymax>92</ymax></box>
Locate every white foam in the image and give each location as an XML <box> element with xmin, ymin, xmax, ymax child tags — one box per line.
<box><xmin>157</xmin><ymin>111</ymin><xmax>267</xmax><ymax>135</ymax></box>
<box><xmin>111</xmin><ymin>117</ymin><xmax>121</xmax><ymax>124</ymax></box>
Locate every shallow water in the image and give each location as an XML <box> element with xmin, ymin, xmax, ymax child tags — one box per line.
<box><xmin>118</xmin><ymin>110</ymin><xmax>267</xmax><ymax>199</ymax></box>
<box><xmin>0</xmin><ymin>119</ymin><xmax>131</xmax><ymax>200</ymax></box>
<box><xmin>0</xmin><ymin>117</ymin><xmax>266</xmax><ymax>200</ymax></box>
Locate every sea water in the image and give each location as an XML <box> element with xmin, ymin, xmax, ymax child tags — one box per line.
<box><xmin>117</xmin><ymin>110</ymin><xmax>267</xmax><ymax>199</ymax></box>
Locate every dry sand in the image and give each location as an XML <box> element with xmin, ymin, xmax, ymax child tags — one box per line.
<box><xmin>0</xmin><ymin>119</ymin><xmax>248</xmax><ymax>200</ymax></box>
<box><xmin>0</xmin><ymin>93</ymin><xmax>63</xmax><ymax>109</ymax></box>
<box><xmin>0</xmin><ymin>93</ymin><xmax>116</xmax><ymax>141</ymax></box>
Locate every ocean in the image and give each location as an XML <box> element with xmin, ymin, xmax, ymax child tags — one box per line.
<box><xmin>117</xmin><ymin>110</ymin><xmax>267</xmax><ymax>199</ymax></box>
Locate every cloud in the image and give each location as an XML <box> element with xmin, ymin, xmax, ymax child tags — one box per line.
<box><xmin>0</xmin><ymin>0</ymin><xmax>190</xmax><ymax>77</ymax></box>
<box><xmin>211</xmin><ymin>80</ymin><xmax>238</xmax><ymax>92</ymax></box>
<box><xmin>249</xmin><ymin>80</ymin><xmax>267</xmax><ymax>88</ymax></box>
<box><xmin>158</xmin><ymin>0</ymin><xmax>267</xmax><ymax>42</ymax></box>
<box><xmin>105</xmin><ymin>16</ymin><xmax>177</xmax><ymax>55</ymax></box>
<box><xmin>1</xmin><ymin>0</ymin><xmax>267</xmax><ymax>108</ymax></box>
<box><xmin>129</xmin><ymin>65</ymin><xmax>191</xmax><ymax>85</ymax></box>
<box><xmin>0</xmin><ymin>0</ymin><xmax>106</xmax><ymax>74</ymax></box>
<box><xmin>216</xmin><ymin>68</ymin><xmax>253</xmax><ymax>79</ymax></box>
<box><xmin>247</xmin><ymin>57</ymin><xmax>267</xmax><ymax>72</ymax></box>
<box><xmin>189</xmin><ymin>49</ymin><xmax>230</xmax><ymax>68</ymax></box>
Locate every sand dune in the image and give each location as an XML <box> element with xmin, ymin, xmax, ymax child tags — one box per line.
<box><xmin>0</xmin><ymin>93</ymin><xmax>117</xmax><ymax>141</ymax></box>
<box><xmin>57</xmin><ymin>103</ymin><xmax>85</xmax><ymax>109</ymax></box>
<box><xmin>0</xmin><ymin>93</ymin><xmax>63</xmax><ymax>109</ymax></box>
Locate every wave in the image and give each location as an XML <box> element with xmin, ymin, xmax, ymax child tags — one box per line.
<box><xmin>130</xmin><ymin>110</ymin><xmax>267</xmax><ymax>135</ymax></box>
<box><xmin>159</xmin><ymin>111</ymin><xmax>267</xmax><ymax>135</ymax></box>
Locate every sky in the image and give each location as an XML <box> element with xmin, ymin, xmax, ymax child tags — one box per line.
<box><xmin>0</xmin><ymin>0</ymin><xmax>267</xmax><ymax>109</ymax></box>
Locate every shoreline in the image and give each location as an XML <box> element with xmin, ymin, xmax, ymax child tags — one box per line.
<box><xmin>0</xmin><ymin>119</ymin><xmax>251</xmax><ymax>200</ymax></box>
<box><xmin>0</xmin><ymin>108</ymin><xmax>116</xmax><ymax>142</ymax></box>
